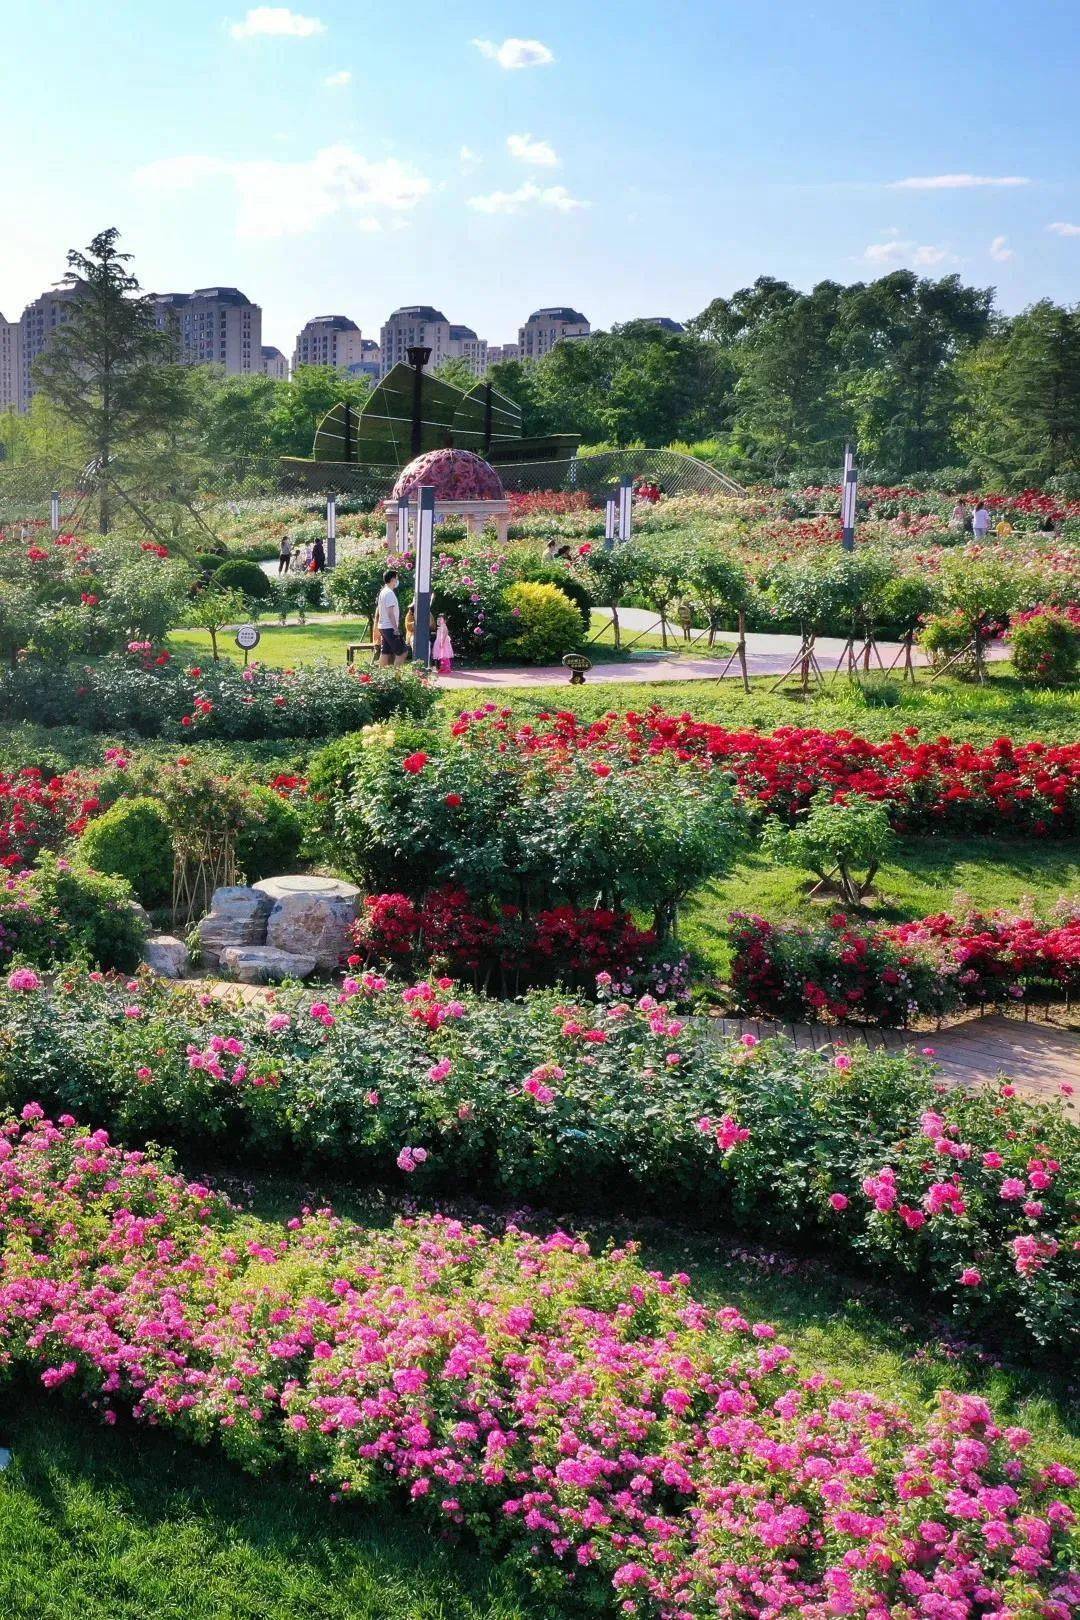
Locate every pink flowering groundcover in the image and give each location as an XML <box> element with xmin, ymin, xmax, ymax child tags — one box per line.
<box><xmin>0</xmin><ymin>1109</ymin><xmax>1077</xmax><ymax>1620</ymax></box>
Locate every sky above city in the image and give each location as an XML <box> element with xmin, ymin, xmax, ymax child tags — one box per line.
<box><xmin>3</xmin><ymin>0</ymin><xmax>1079</xmax><ymax>352</ymax></box>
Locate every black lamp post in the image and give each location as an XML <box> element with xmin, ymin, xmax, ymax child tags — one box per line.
<box><xmin>406</xmin><ymin>345</ymin><xmax>431</xmax><ymax>457</ymax></box>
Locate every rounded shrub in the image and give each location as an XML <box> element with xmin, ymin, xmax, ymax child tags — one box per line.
<box><xmin>78</xmin><ymin>797</ymin><xmax>174</xmax><ymax>907</ymax></box>
<box><xmin>211</xmin><ymin>558</ymin><xmax>272</xmax><ymax>601</ymax></box>
<box><xmin>195</xmin><ymin>552</ymin><xmax>228</xmax><ymax>577</ymax></box>
<box><xmin>1009</xmin><ymin>610</ymin><xmax>1079</xmax><ymax>686</ymax></box>
<box><xmin>518</xmin><ymin>565</ymin><xmax>593</xmax><ymax>631</ymax></box>
<box><xmin>502</xmin><ymin>581</ymin><xmax>583</xmax><ymax>664</ymax></box>
<box><xmin>235</xmin><ymin>784</ymin><xmax>304</xmax><ymax>882</ymax></box>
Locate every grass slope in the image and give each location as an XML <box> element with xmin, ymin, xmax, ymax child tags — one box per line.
<box><xmin>683</xmin><ymin>835</ymin><xmax>1080</xmax><ymax>978</ymax></box>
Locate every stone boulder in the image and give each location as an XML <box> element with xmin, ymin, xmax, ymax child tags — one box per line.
<box><xmin>218</xmin><ymin>946</ymin><xmax>318</xmax><ymax>984</ymax></box>
<box><xmin>254</xmin><ymin>875</ymin><xmax>361</xmax><ymax>974</ymax></box>
<box><xmin>142</xmin><ymin>934</ymin><xmax>189</xmax><ymax>978</ymax></box>
<box><xmin>198</xmin><ymin>885</ymin><xmax>273</xmax><ymax>970</ymax></box>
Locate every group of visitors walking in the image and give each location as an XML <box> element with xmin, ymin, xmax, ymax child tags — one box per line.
<box><xmin>277</xmin><ymin>533</ymin><xmax>325</xmax><ymax>574</ymax></box>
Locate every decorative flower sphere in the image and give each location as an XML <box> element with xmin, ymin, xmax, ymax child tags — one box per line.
<box><xmin>391</xmin><ymin>448</ymin><xmax>504</xmax><ymax>502</ymax></box>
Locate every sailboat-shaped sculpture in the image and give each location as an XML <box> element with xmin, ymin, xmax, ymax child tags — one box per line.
<box><xmin>280</xmin><ymin>348</ymin><xmax>580</xmax><ymax>487</ymax></box>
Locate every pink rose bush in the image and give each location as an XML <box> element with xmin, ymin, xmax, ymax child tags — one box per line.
<box><xmin>1</xmin><ymin>970</ymin><xmax>1076</xmax><ymax>1353</ymax></box>
<box><xmin>0</xmin><ymin>1111</ymin><xmax>1077</xmax><ymax>1618</ymax></box>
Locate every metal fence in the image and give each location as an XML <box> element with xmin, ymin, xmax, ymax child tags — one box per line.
<box><xmin>0</xmin><ymin>447</ymin><xmax>743</xmax><ymax>528</ymax></box>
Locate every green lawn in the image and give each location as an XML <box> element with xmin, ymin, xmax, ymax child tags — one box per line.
<box><xmin>169</xmin><ymin>619</ymin><xmax>374</xmax><ymax>669</ymax></box>
<box><xmin>1</xmin><ymin>1184</ymin><xmax>1075</xmax><ymax>1620</ymax></box>
<box><xmin>681</xmin><ymin>834</ymin><xmax>1080</xmax><ymax>979</ymax></box>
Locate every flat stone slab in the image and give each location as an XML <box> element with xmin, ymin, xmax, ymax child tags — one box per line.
<box><xmin>218</xmin><ymin>946</ymin><xmax>319</xmax><ymax>984</ymax></box>
<box><xmin>253</xmin><ymin>875</ymin><xmax>360</xmax><ymax>903</ymax></box>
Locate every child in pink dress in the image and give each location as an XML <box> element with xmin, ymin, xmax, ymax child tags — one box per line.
<box><xmin>432</xmin><ymin>614</ymin><xmax>454</xmax><ymax>674</ymax></box>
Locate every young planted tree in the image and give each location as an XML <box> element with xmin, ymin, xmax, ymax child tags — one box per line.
<box><xmin>32</xmin><ymin>227</ymin><xmax>186</xmax><ymax>534</ymax></box>
<box><xmin>762</xmin><ymin>791</ymin><xmax>894</xmax><ymax>907</ymax></box>
<box><xmin>182</xmin><ymin>587</ymin><xmax>247</xmax><ymax>662</ymax></box>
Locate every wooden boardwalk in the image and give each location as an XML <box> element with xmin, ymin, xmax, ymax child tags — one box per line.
<box><xmin>698</xmin><ymin>1012</ymin><xmax>1079</xmax><ymax>1120</ymax></box>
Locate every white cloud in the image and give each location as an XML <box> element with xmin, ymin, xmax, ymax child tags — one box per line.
<box><xmin>134</xmin><ymin>145</ymin><xmax>430</xmax><ymax>238</ymax></box>
<box><xmin>472</xmin><ymin>37</ymin><xmax>554</xmax><ymax>69</ymax></box>
<box><xmin>1048</xmin><ymin>220</ymin><xmax>1080</xmax><ymax>236</ymax></box>
<box><xmin>459</xmin><ymin>145</ymin><xmax>481</xmax><ymax>172</ymax></box>
<box><xmin>230</xmin><ymin>7</ymin><xmax>325</xmax><ymax>38</ymax></box>
<box><xmin>889</xmin><ymin>173</ymin><xmax>1029</xmax><ymax>189</ymax></box>
<box><xmin>506</xmin><ymin>132</ymin><xmax>558</xmax><ymax>167</ymax></box>
<box><xmin>863</xmin><ymin>238</ymin><xmax>952</xmax><ymax>267</ymax></box>
<box><xmin>467</xmin><ymin>181</ymin><xmax>587</xmax><ymax>215</ymax></box>
<box><xmin>324</xmin><ymin>69</ymin><xmax>351</xmax><ymax>87</ymax></box>
<box><xmin>989</xmin><ymin>234</ymin><xmax>1014</xmax><ymax>262</ymax></box>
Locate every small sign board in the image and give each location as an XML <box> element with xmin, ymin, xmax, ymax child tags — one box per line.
<box><xmin>562</xmin><ymin>652</ymin><xmax>592</xmax><ymax>685</ymax></box>
<box><xmin>235</xmin><ymin>624</ymin><xmax>261</xmax><ymax>652</ymax></box>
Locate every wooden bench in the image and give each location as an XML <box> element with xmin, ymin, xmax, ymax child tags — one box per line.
<box><xmin>346</xmin><ymin>618</ymin><xmax>378</xmax><ymax>665</ymax></box>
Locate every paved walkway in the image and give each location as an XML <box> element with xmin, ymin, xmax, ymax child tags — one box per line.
<box><xmin>437</xmin><ymin>611</ymin><xmax>1006</xmax><ymax>689</ymax></box>
<box><xmin>698</xmin><ymin>1011</ymin><xmax>1079</xmax><ymax>1119</ymax></box>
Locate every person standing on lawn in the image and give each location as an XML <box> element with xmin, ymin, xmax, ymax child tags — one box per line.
<box><xmin>311</xmin><ymin>535</ymin><xmax>326</xmax><ymax>573</ymax></box>
<box><xmin>277</xmin><ymin>533</ymin><xmax>293</xmax><ymax>574</ymax></box>
<box><xmin>377</xmin><ymin>568</ymin><xmax>407</xmax><ymax>667</ymax></box>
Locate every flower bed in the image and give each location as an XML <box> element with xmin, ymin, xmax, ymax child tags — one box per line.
<box><xmin>350</xmin><ymin>884</ymin><xmax>671</xmax><ymax>994</ymax></box>
<box><xmin>473</xmin><ymin>707</ymin><xmax>1080</xmax><ymax>834</ymax></box>
<box><xmin>0</xmin><ymin>654</ymin><xmax>435</xmax><ymax>739</ymax></box>
<box><xmin>2</xmin><ymin>971</ymin><xmax>1076</xmax><ymax>1353</ymax></box>
<box><xmin>729</xmin><ymin>908</ymin><xmax>1080</xmax><ymax>1026</ymax></box>
<box><xmin>1</xmin><ymin>1109</ymin><xmax>1076</xmax><ymax>1618</ymax></box>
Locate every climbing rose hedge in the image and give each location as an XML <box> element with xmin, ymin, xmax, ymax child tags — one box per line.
<box><xmin>1</xmin><ymin>971</ymin><xmax>1076</xmax><ymax>1354</ymax></box>
<box><xmin>1</xmin><ymin>1110</ymin><xmax>1077</xmax><ymax>1620</ymax></box>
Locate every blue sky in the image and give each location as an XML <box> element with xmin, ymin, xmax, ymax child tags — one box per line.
<box><xmin>3</xmin><ymin>1</ymin><xmax>1078</xmax><ymax>353</ymax></box>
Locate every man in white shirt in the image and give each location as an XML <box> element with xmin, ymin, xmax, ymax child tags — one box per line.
<box><xmin>377</xmin><ymin>568</ymin><xmax>406</xmax><ymax>667</ymax></box>
<box><xmin>972</xmin><ymin>501</ymin><xmax>991</xmax><ymax>538</ymax></box>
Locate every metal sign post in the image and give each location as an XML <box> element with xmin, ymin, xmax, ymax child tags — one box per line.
<box><xmin>617</xmin><ymin>476</ymin><xmax>633</xmax><ymax>543</ymax></box>
<box><xmin>50</xmin><ymin>489</ymin><xmax>60</xmax><ymax>533</ymax></box>
<box><xmin>396</xmin><ymin>492</ymin><xmax>410</xmax><ymax>555</ymax></box>
<box><xmin>412</xmin><ymin>486</ymin><xmax>435</xmax><ymax>668</ymax></box>
<box><xmin>841</xmin><ymin>443</ymin><xmax>858</xmax><ymax>551</ymax></box>
<box><xmin>604</xmin><ymin>496</ymin><xmax>617</xmax><ymax>548</ymax></box>
<box><xmin>326</xmin><ymin>493</ymin><xmax>337</xmax><ymax>569</ymax></box>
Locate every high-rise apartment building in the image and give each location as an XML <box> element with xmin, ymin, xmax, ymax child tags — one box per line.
<box><xmin>0</xmin><ymin>313</ymin><xmax>20</xmax><ymax>412</ymax></box>
<box><xmin>446</xmin><ymin>324</ymin><xmax>488</xmax><ymax>378</ymax></box>
<box><xmin>151</xmin><ymin>287</ymin><xmax>261</xmax><ymax>373</ymax></box>
<box><xmin>17</xmin><ymin>284</ymin><xmax>83</xmax><ymax>411</ymax></box>
<box><xmin>261</xmin><ymin>345</ymin><xmax>289</xmax><ymax>380</ymax></box>
<box><xmin>517</xmin><ymin>307</ymin><xmax>590</xmax><ymax>362</ymax></box>
<box><xmin>292</xmin><ymin>314</ymin><xmax>365</xmax><ymax>373</ymax></box>
<box><xmin>378</xmin><ymin>306</ymin><xmax>451</xmax><ymax>375</ymax></box>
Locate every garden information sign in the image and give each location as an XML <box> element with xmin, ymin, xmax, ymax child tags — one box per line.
<box><xmin>235</xmin><ymin>623</ymin><xmax>261</xmax><ymax>666</ymax></box>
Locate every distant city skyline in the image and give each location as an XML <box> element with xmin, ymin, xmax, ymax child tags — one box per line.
<box><xmin>2</xmin><ymin>0</ymin><xmax>1077</xmax><ymax>367</ymax></box>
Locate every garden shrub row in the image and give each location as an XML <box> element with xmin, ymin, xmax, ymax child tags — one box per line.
<box><xmin>729</xmin><ymin>907</ymin><xmax>1080</xmax><ymax>1026</ymax></box>
<box><xmin>0</xmin><ymin>653</ymin><xmax>435</xmax><ymax>739</ymax></box>
<box><xmin>3</xmin><ymin>1110</ymin><xmax>1077</xmax><ymax>1618</ymax></box>
<box><xmin>1</xmin><ymin>971</ymin><xmax>1075</xmax><ymax>1355</ymax></box>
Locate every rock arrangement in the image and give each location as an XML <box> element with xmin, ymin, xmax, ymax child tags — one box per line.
<box><xmin>196</xmin><ymin>875</ymin><xmax>361</xmax><ymax>983</ymax></box>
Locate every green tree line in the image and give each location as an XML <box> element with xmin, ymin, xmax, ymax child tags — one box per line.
<box><xmin>4</xmin><ymin>230</ymin><xmax>1079</xmax><ymax>492</ymax></box>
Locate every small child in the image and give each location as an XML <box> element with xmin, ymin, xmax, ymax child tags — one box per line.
<box><xmin>432</xmin><ymin>614</ymin><xmax>454</xmax><ymax>674</ymax></box>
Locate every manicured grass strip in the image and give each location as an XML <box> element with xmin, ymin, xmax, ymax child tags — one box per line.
<box><xmin>461</xmin><ymin>665</ymin><xmax>1080</xmax><ymax>747</ymax></box>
